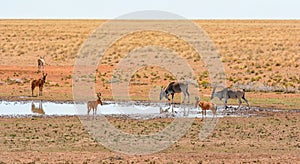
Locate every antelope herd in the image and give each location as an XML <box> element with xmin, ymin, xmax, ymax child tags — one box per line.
<box><xmin>30</xmin><ymin>56</ymin><xmax>250</xmax><ymax>116</ymax></box>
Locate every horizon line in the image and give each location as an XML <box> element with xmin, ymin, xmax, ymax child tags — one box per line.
<box><xmin>0</xmin><ymin>18</ymin><xmax>299</xmax><ymax>21</ymax></box>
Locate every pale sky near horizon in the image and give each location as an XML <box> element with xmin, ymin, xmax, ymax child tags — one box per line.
<box><xmin>0</xmin><ymin>0</ymin><xmax>299</xmax><ymax>19</ymax></box>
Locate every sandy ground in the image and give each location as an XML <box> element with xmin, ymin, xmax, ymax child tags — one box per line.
<box><xmin>0</xmin><ymin>111</ymin><xmax>299</xmax><ymax>163</ymax></box>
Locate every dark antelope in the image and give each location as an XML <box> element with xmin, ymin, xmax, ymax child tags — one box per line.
<box><xmin>211</xmin><ymin>87</ymin><xmax>249</xmax><ymax>109</ymax></box>
<box><xmin>37</xmin><ymin>56</ymin><xmax>45</xmax><ymax>73</ymax></box>
<box><xmin>31</xmin><ymin>73</ymin><xmax>47</xmax><ymax>97</ymax></box>
<box><xmin>87</xmin><ymin>92</ymin><xmax>103</xmax><ymax>115</ymax></box>
<box><xmin>195</xmin><ymin>96</ymin><xmax>217</xmax><ymax>118</ymax></box>
<box><xmin>160</xmin><ymin>82</ymin><xmax>190</xmax><ymax>103</ymax></box>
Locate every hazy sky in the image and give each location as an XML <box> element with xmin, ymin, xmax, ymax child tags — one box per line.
<box><xmin>0</xmin><ymin>0</ymin><xmax>299</xmax><ymax>19</ymax></box>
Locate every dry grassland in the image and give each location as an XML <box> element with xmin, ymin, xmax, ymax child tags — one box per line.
<box><xmin>0</xmin><ymin>19</ymin><xmax>299</xmax><ymax>108</ymax></box>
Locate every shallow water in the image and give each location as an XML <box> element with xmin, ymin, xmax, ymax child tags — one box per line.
<box><xmin>0</xmin><ymin>100</ymin><xmax>249</xmax><ymax>118</ymax></box>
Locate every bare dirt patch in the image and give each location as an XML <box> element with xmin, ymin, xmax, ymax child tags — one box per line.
<box><xmin>0</xmin><ymin>111</ymin><xmax>299</xmax><ymax>163</ymax></box>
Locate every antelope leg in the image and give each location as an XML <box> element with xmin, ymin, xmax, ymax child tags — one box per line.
<box><xmin>186</xmin><ymin>90</ymin><xmax>190</xmax><ymax>103</ymax></box>
<box><xmin>171</xmin><ymin>93</ymin><xmax>175</xmax><ymax>104</ymax></box>
<box><xmin>243</xmin><ymin>97</ymin><xmax>250</xmax><ymax>109</ymax></box>
<box><xmin>237</xmin><ymin>98</ymin><xmax>242</xmax><ymax>110</ymax></box>
<box><xmin>182</xmin><ymin>92</ymin><xmax>186</xmax><ymax>103</ymax></box>
<box><xmin>224</xmin><ymin>99</ymin><xmax>228</xmax><ymax>109</ymax></box>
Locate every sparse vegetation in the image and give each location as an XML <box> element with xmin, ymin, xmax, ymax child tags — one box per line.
<box><xmin>0</xmin><ymin>20</ymin><xmax>299</xmax><ymax>105</ymax></box>
<box><xmin>0</xmin><ymin>112</ymin><xmax>299</xmax><ymax>163</ymax></box>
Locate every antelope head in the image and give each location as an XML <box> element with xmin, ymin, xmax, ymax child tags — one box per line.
<box><xmin>96</xmin><ymin>92</ymin><xmax>103</xmax><ymax>105</ymax></box>
<box><xmin>42</xmin><ymin>73</ymin><xmax>47</xmax><ymax>81</ymax></box>
<box><xmin>211</xmin><ymin>87</ymin><xmax>226</xmax><ymax>101</ymax></box>
<box><xmin>159</xmin><ymin>86</ymin><xmax>169</xmax><ymax>101</ymax></box>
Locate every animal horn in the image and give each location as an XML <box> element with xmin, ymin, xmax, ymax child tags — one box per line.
<box><xmin>211</xmin><ymin>86</ymin><xmax>217</xmax><ymax>100</ymax></box>
<box><xmin>96</xmin><ymin>93</ymin><xmax>101</xmax><ymax>100</ymax></box>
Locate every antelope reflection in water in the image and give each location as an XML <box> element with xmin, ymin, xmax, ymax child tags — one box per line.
<box><xmin>159</xmin><ymin>105</ymin><xmax>190</xmax><ymax>116</ymax></box>
<box><xmin>31</xmin><ymin>101</ymin><xmax>45</xmax><ymax>115</ymax></box>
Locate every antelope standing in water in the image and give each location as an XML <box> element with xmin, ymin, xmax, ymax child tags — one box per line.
<box><xmin>31</xmin><ymin>73</ymin><xmax>47</xmax><ymax>97</ymax></box>
<box><xmin>195</xmin><ymin>96</ymin><xmax>217</xmax><ymax>118</ymax></box>
<box><xmin>87</xmin><ymin>92</ymin><xmax>103</xmax><ymax>115</ymax></box>
<box><xmin>37</xmin><ymin>56</ymin><xmax>45</xmax><ymax>73</ymax></box>
<box><xmin>160</xmin><ymin>82</ymin><xmax>190</xmax><ymax>103</ymax></box>
<box><xmin>211</xmin><ymin>87</ymin><xmax>249</xmax><ymax>110</ymax></box>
